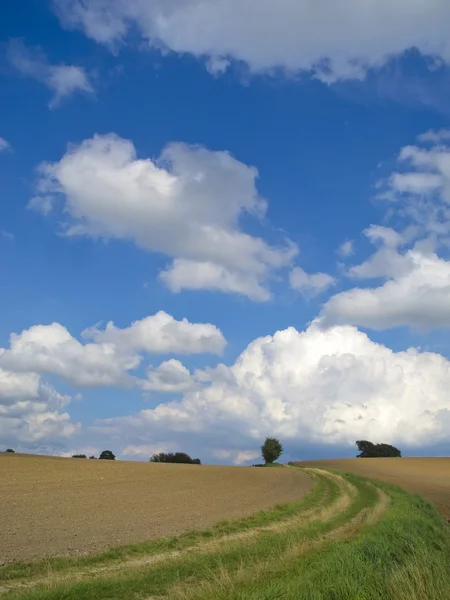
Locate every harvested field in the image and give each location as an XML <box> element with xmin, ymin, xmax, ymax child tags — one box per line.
<box><xmin>294</xmin><ymin>457</ymin><xmax>450</xmax><ymax>520</ymax></box>
<box><xmin>0</xmin><ymin>453</ymin><xmax>312</xmax><ymax>563</ymax></box>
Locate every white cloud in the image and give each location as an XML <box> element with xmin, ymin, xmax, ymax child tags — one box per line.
<box><xmin>0</xmin><ymin>137</ymin><xmax>11</xmax><ymax>152</ymax></box>
<box><xmin>140</xmin><ymin>360</ymin><xmax>197</xmax><ymax>393</ymax></box>
<box><xmin>54</xmin><ymin>0</ymin><xmax>450</xmax><ymax>81</ymax></box>
<box><xmin>0</xmin><ymin>312</ymin><xmax>225</xmax><ymax>388</ymax></box>
<box><xmin>417</xmin><ymin>129</ymin><xmax>450</xmax><ymax>144</ymax></box>
<box><xmin>0</xmin><ymin>369</ymin><xmax>80</xmax><ymax>444</ymax></box>
<box><xmin>321</xmin><ymin>250</ymin><xmax>450</xmax><ymax>331</ymax></box>
<box><xmin>0</xmin><ymin>323</ymin><xmax>139</xmax><ymax>387</ymax></box>
<box><xmin>319</xmin><ymin>132</ymin><xmax>450</xmax><ymax>331</ymax></box>
<box><xmin>160</xmin><ymin>259</ymin><xmax>271</xmax><ymax>302</ymax></box>
<box><xmin>31</xmin><ymin>133</ymin><xmax>296</xmax><ymax>300</ymax></box>
<box><xmin>93</xmin><ymin>324</ymin><xmax>450</xmax><ymax>451</ymax></box>
<box><xmin>7</xmin><ymin>38</ymin><xmax>93</xmax><ymax>108</ymax></box>
<box><xmin>289</xmin><ymin>267</ymin><xmax>335</xmax><ymax>297</ymax></box>
<box><xmin>84</xmin><ymin>311</ymin><xmax>226</xmax><ymax>355</ymax></box>
<box><xmin>337</xmin><ymin>240</ymin><xmax>354</xmax><ymax>258</ymax></box>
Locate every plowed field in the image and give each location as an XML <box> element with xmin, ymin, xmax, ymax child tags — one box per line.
<box><xmin>0</xmin><ymin>454</ymin><xmax>312</xmax><ymax>563</ymax></box>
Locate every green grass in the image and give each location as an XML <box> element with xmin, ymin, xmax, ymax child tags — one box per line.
<box><xmin>1</xmin><ymin>469</ymin><xmax>448</xmax><ymax>600</ymax></box>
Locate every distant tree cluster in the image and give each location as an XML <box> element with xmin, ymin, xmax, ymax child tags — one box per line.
<box><xmin>5</xmin><ymin>448</ymin><xmax>15</xmax><ymax>453</ymax></box>
<box><xmin>72</xmin><ymin>454</ymin><xmax>87</xmax><ymax>459</ymax></box>
<box><xmin>150</xmin><ymin>452</ymin><xmax>201</xmax><ymax>465</ymax></box>
<box><xmin>356</xmin><ymin>440</ymin><xmax>401</xmax><ymax>458</ymax></box>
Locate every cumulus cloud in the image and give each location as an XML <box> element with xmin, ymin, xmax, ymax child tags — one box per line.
<box><xmin>0</xmin><ymin>369</ymin><xmax>80</xmax><ymax>444</ymax></box>
<box><xmin>84</xmin><ymin>311</ymin><xmax>226</xmax><ymax>355</ymax></box>
<box><xmin>289</xmin><ymin>267</ymin><xmax>335</xmax><ymax>297</ymax></box>
<box><xmin>140</xmin><ymin>360</ymin><xmax>198</xmax><ymax>393</ymax></box>
<box><xmin>31</xmin><ymin>134</ymin><xmax>295</xmax><ymax>300</ymax></box>
<box><xmin>0</xmin><ymin>323</ymin><xmax>139</xmax><ymax>387</ymax></box>
<box><xmin>321</xmin><ymin>250</ymin><xmax>450</xmax><ymax>331</ymax></box>
<box><xmin>0</xmin><ymin>312</ymin><xmax>225</xmax><ymax>388</ymax></box>
<box><xmin>93</xmin><ymin>324</ymin><xmax>450</xmax><ymax>454</ymax></box>
<box><xmin>7</xmin><ymin>38</ymin><xmax>93</xmax><ymax>108</ymax></box>
<box><xmin>0</xmin><ymin>137</ymin><xmax>11</xmax><ymax>152</ymax></box>
<box><xmin>54</xmin><ymin>0</ymin><xmax>450</xmax><ymax>81</ymax></box>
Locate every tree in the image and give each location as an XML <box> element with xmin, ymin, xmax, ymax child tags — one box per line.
<box><xmin>89</xmin><ymin>455</ymin><xmax>97</xmax><ymax>459</ymax></box>
<box><xmin>261</xmin><ymin>437</ymin><xmax>283</xmax><ymax>464</ymax></box>
<box><xmin>150</xmin><ymin>452</ymin><xmax>201</xmax><ymax>465</ymax></box>
<box><xmin>99</xmin><ymin>450</ymin><xmax>116</xmax><ymax>460</ymax></box>
<box><xmin>72</xmin><ymin>454</ymin><xmax>87</xmax><ymax>458</ymax></box>
<box><xmin>5</xmin><ymin>448</ymin><xmax>15</xmax><ymax>453</ymax></box>
<box><xmin>356</xmin><ymin>440</ymin><xmax>401</xmax><ymax>458</ymax></box>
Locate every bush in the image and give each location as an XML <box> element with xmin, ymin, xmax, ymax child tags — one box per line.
<box><xmin>356</xmin><ymin>440</ymin><xmax>402</xmax><ymax>458</ymax></box>
<box><xmin>89</xmin><ymin>455</ymin><xmax>97</xmax><ymax>459</ymax></box>
<box><xmin>150</xmin><ymin>452</ymin><xmax>201</xmax><ymax>465</ymax></box>
<box><xmin>5</xmin><ymin>448</ymin><xmax>15</xmax><ymax>453</ymax></box>
<box><xmin>261</xmin><ymin>437</ymin><xmax>283</xmax><ymax>464</ymax></box>
<box><xmin>99</xmin><ymin>450</ymin><xmax>116</xmax><ymax>460</ymax></box>
<box><xmin>72</xmin><ymin>454</ymin><xmax>87</xmax><ymax>458</ymax></box>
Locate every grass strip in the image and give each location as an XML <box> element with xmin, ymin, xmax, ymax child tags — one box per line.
<box><xmin>195</xmin><ymin>472</ymin><xmax>450</xmax><ymax>600</ymax></box>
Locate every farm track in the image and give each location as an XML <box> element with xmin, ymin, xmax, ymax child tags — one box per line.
<box><xmin>295</xmin><ymin>457</ymin><xmax>450</xmax><ymax>521</ymax></box>
<box><xmin>0</xmin><ymin>469</ymin><xmax>391</xmax><ymax>598</ymax></box>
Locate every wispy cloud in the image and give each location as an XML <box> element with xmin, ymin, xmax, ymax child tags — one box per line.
<box><xmin>7</xmin><ymin>39</ymin><xmax>94</xmax><ymax>108</ymax></box>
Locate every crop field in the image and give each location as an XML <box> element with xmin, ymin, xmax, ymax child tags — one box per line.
<box><xmin>0</xmin><ymin>453</ymin><xmax>312</xmax><ymax>563</ymax></box>
<box><xmin>293</xmin><ymin>457</ymin><xmax>450</xmax><ymax>521</ymax></box>
<box><xmin>0</xmin><ymin>456</ymin><xmax>449</xmax><ymax>600</ymax></box>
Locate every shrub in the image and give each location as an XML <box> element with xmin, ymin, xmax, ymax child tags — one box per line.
<box><xmin>89</xmin><ymin>455</ymin><xmax>97</xmax><ymax>459</ymax></box>
<box><xmin>356</xmin><ymin>440</ymin><xmax>402</xmax><ymax>458</ymax></box>
<box><xmin>5</xmin><ymin>448</ymin><xmax>15</xmax><ymax>453</ymax></box>
<box><xmin>99</xmin><ymin>450</ymin><xmax>116</xmax><ymax>460</ymax></box>
<box><xmin>72</xmin><ymin>454</ymin><xmax>87</xmax><ymax>458</ymax></box>
<box><xmin>261</xmin><ymin>437</ymin><xmax>283</xmax><ymax>464</ymax></box>
<box><xmin>150</xmin><ymin>452</ymin><xmax>201</xmax><ymax>465</ymax></box>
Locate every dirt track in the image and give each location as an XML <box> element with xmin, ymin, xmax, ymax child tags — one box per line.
<box><xmin>294</xmin><ymin>457</ymin><xmax>450</xmax><ymax>520</ymax></box>
<box><xmin>0</xmin><ymin>454</ymin><xmax>312</xmax><ymax>563</ymax></box>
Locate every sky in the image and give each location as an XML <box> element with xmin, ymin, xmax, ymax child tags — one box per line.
<box><xmin>1</xmin><ymin>0</ymin><xmax>450</xmax><ymax>465</ymax></box>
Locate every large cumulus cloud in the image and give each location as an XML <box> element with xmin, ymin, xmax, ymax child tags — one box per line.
<box><xmin>93</xmin><ymin>324</ymin><xmax>450</xmax><ymax>459</ymax></box>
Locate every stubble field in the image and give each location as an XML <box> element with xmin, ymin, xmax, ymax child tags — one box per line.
<box><xmin>0</xmin><ymin>453</ymin><xmax>312</xmax><ymax>563</ymax></box>
<box><xmin>293</xmin><ymin>457</ymin><xmax>450</xmax><ymax>520</ymax></box>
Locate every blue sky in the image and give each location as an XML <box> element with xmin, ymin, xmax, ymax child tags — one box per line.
<box><xmin>1</xmin><ymin>0</ymin><xmax>449</xmax><ymax>464</ymax></box>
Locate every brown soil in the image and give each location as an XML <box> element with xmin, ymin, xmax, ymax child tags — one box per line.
<box><xmin>0</xmin><ymin>454</ymin><xmax>312</xmax><ymax>564</ymax></box>
<box><xmin>294</xmin><ymin>457</ymin><xmax>450</xmax><ymax>520</ymax></box>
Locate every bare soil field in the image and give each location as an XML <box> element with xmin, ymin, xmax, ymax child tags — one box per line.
<box><xmin>294</xmin><ymin>457</ymin><xmax>450</xmax><ymax>521</ymax></box>
<box><xmin>0</xmin><ymin>454</ymin><xmax>312</xmax><ymax>564</ymax></box>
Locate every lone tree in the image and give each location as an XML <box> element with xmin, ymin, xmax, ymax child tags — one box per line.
<box><xmin>261</xmin><ymin>437</ymin><xmax>283</xmax><ymax>464</ymax></box>
<box><xmin>5</xmin><ymin>448</ymin><xmax>15</xmax><ymax>453</ymax></box>
<box><xmin>99</xmin><ymin>450</ymin><xmax>116</xmax><ymax>460</ymax></box>
<box><xmin>356</xmin><ymin>440</ymin><xmax>401</xmax><ymax>458</ymax></box>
